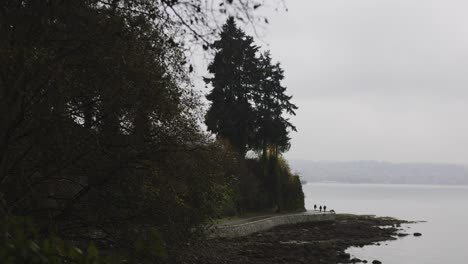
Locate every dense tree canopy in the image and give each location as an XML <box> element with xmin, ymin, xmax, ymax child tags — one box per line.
<box><xmin>253</xmin><ymin>51</ymin><xmax>297</xmax><ymax>155</ymax></box>
<box><xmin>205</xmin><ymin>17</ymin><xmax>259</xmax><ymax>155</ymax></box>
<box><xmin>205</xmin><ymin>18</ymin><xmax>297</xmax><ymax>157</ymax></box>
<box><xmin>0</xmin><ymin>1</ymin><xmax>303</xmax><ymax>263</ymax></box>
<box><xmin>0</xmin><ymin>1</ymin><xmax>245</xmax><ymax>262</ymax></box>
<box><xmin>204</xmin><ymin>18</ymin><xmax>301</xmax><ymax>212</ymax></box>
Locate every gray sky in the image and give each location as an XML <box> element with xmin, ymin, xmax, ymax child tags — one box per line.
<box><xmin>249</xmin><ymin>0</ymin><xmax>468</xmax><ymax>165</ymax></box>
<box><xmin>196</xmin><ymin>0</ymin><xmax>468</xmax><ymax>165</ymax></box>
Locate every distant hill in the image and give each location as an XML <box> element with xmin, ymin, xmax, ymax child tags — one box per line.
<box><xmin>289</xmin><ymin>160</ymin><xmax>468</xmax><ymax>185</ymax></box>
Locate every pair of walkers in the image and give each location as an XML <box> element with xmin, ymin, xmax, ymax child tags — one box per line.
<box><xmin>314</xmin><ymin>204</ymin><xmax>326</xmax><ymax>212</ymax></box>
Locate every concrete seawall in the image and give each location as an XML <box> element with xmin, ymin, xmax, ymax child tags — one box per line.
<box><xmin>207</xmin><ymin>211</ymin><xmax>335</xmax><ymax>239</ymax></box>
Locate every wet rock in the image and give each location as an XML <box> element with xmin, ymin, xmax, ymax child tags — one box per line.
<box><xmin>372</xmin><ymin>260</ymin><xmax>382</xmax><ymax>264</ymax></box>
<box><xmin>177</xmin><ymin>214</ymin><xmax>413</xmax><ymax>264</ymax></box>
<box><xmin>413</xmin><ymin>232</ymin><xmax>422</xmax><ymax>237</ymax></box>
<box><xmin>337</xmin><ymin>252</ymin><xmax>350</xmax><ymax>260</ymax></box>
<box><xmin>397</xmin><ymin>233</ymin><xmax>409</xmax><ymax>237</ymax></box>
<box><xmin>351</xmin><ymin>257</ymin><xmax>362</xmax><ymax>263</ymax></box>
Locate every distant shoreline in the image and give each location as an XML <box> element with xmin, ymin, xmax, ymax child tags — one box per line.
<box><xmin>291</xmin><ymin>160</ymin><xmax>468</xmax><ymax>186</ymax></box>
<box><xmin>301</xmin><ymin>181</ymin><xmax>468</xmax><ymax>187</ymax></box>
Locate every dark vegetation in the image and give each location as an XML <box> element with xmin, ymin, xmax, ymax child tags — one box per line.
<box><xmin>0</xmin><ymin>0</ymin><xmax>302</xmax><ymax>263</ymax></box>
<box><xmin>205</xmin><ymin>18</ymin><xmax>303</xmax><ymax>213</ymax></box>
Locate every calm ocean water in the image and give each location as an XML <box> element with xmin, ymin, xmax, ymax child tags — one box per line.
<box><xmin>303</xmin><ymin>183</ymin><xmax>468</xmax><ymax>264</ymax></box>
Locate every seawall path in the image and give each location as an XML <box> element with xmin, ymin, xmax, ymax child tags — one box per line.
<box><xmin>207</xmin><ymin>211</ymin><xmax>336</xmax><ymax>238</ymax></box>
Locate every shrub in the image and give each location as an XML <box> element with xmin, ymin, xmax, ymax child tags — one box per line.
<box><xmin>0</xmin><ymin>216</ymin><xmax>124</xmax><ymax>264</ymax></box>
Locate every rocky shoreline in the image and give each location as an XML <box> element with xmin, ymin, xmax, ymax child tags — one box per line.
<box><xmin>172</xmin><ymin>214</ymin><xmax>417</xmax><ymax>264</ymax></box>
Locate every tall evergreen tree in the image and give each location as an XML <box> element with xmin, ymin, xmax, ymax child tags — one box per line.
<box><xmin>204</xmin><ymin>18</ymin><xmax>300</xmax><ymax>212</ymax></box>
<box><xmin>205</xmin><ymin>17</ymin><xmax>259</xmax><ymax>156</ymax></box>
<box><xmin>253</xmin><ymin>51</ymin><xmax>297</xmax><ymax>158</ymax></box>
<box><xmin>251</xmin><ymin>52</ymin><xmax>298</xmax><ymax>210</ymax></box>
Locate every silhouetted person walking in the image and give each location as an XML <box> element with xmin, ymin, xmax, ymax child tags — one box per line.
<box><xmin>314</xmin><ymin>204</ymin><xmax>317</xmax><ymax>211</ymax></box>
<box><xmin>324</xmin><ymin>205</ymin><xmax>327</xmax><ymax>212</ymax></box>
<box><xmin>319</xmin><ymin>206</ymin><xmax>322</xmax><ymax>212</ymax></box>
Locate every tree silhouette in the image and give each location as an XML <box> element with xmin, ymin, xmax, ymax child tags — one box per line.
<box><xmin>0</xmin><ymin>2</ymin><xmax>240</xmax><ymax>258</ymax></box>
<box><xmin>205</xmin><ymin>17</ymin><xmax>259</xmax><ymax>156</ymax></box>
<box><xmin>0</xmin><ymin>1</ymin><xmax>301</xmax><ymax>261</ymax></box>
<box><xmin>205</xmin><ymin>18</ymin><xmax>297</xmax><ymax>159</ymax></box>
<box><xmin>204</xmin><ymin>20</ymin><xmax>299</xmax><ymax>212</ymax></box>
<box><xmin>253</xmin><ymin>51</ymin><xmax>297</xmax><ymax>158</ymax></box>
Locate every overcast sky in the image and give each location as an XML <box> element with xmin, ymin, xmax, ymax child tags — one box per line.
<box><xmin>197</xmin><ymin>0</ymin><xmax>468</xmax><ymax>165</ymax></box>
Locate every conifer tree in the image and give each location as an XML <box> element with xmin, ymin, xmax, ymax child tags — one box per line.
<box><xmin>252</xmin><ymin>52</ymin><xmax>298</xmax><ymax>210</ymax></box>
<box><xmin>205</xmin><ymin>17</ymin><xmax>259</xmax><ymax>156</ymax></box>
<box><xmin>253</xmin><ymin>51</ymin><xmax>297</xmax><ymax>158</ymax></box>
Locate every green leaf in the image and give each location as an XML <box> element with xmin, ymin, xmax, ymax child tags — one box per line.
<box><xmin>86</xmin><ymin>243</ymin><xmax>99</xmax><ymax>258</ymax></box>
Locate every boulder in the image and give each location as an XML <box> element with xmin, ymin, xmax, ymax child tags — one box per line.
<box><xmin>372</xmin><ymin>260</ymin><xmax>382</xmax><ymax>264</ymax></box>
<box><xmin>413</xmin><ymin>232</ymin><xmax>422</xmax><ymax>237</ymax></box>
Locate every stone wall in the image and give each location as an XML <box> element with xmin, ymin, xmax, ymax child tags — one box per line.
<box><xmin>207</xmin><ymin>212</ymin><xmax>336</xmax><ymax>239</ymax></box>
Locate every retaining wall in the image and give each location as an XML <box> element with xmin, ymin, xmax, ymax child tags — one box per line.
<box><xmin>207</xmin><ymin>212</ymin><xmax>335</xmax><ymax>239</ymax></box>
